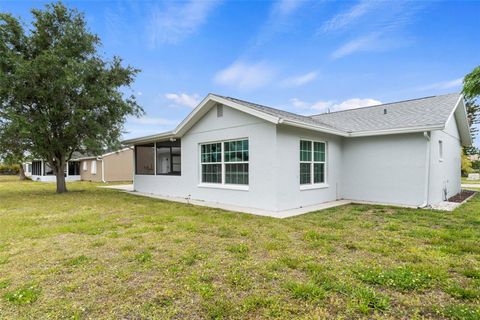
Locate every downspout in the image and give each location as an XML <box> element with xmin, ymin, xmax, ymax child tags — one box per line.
<box><xmin>100</xmin><ymin>157</ymin><xmax>105</xmax><ymax>183</ymax></box>
<box><xmin>420</xmin><ymin>131</ymin><xmax>431</xmax><ymax>208</ymax></box>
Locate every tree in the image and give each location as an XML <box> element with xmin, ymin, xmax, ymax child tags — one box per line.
<box><xmin>0</xmin><ymin>122</ymin><xmax>30</xmax><ymax>180</ymax></box>
<box><xmin>0</xmin><ymin>2</ymin><xmax>143</xmax><ymax>192</ymax></box>
<box><xmin>461</xmin><ymin>151</ymin><xmax>473</xmax><ymax>176</ymax></box>
<box><xmin>463</xmin><ymin>66</ymin><xmax>480</xmax><ymax>155</ymax></box>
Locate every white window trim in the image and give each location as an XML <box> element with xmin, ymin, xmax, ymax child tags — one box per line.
<box><xmin>198</xmin><ymin>138</ymin><xmax>249</xmax><ymax>190</ymax></box>
<box><xmin>83</xmin><ymin>161</ymin><xmax>87</xmax><ymax>171</ymax></box>
<box><xmin>299</xmin><ymin>139</ymin><xmax>328</xmax><ymax>190</ymax></box>
<box><xmin>91</xmin><ymin>160</ymin><xmax>97</xmax><ymax>175</ymax></box>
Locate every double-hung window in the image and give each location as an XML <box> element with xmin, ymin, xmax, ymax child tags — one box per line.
<box><xmin>200</xmin><ymin>139</ymin><xmax>249</xmax><ymax>186</ymax></box>
<box><xmin>300</xmin><ymin>140</ymin><xmax>326</xmax><ymax>186</ymax></box>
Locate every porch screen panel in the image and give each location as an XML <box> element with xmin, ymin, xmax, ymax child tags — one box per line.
<box><xmin>68</xmin><ymin>161</ymin><xmax>80</xmax><ymax>176</ymax></box>
<box><xmin>32</xmin><ymin>161</ymin><xmax>42</xmax><ymax>175</ymax></box>
<box><xmin>135</xmin><ymin>143</ymin><xmax>155</xmax><ymax>175</ymax></box>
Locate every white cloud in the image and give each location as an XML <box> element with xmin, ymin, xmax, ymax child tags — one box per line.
<box><xmin>321</xmin><ymin>0</ymin><xmax>380</xmax><ymax>33</ymax></box>
<box><xmin>331</xmin><ymin>33</ymin><xmax>381</xmax><ymax>59</ymax></box>
<box><xmin>281</xmin><ymin>72</ymin><xmax>318</xmax><ymax>87</ymax></box>
<box><xmin>416</xmin><ymin>78</ymin><xmax>463</xmax><ymax>91</ymax></box>
<box><xmin>291</xmin><ymin>97</ymin><xmax>381</xmax><ymax>113</ymax></box>
<box><xmin>130</xmin><ymin>116</ymin><xmax>178</xmax><ymax>126</ymax></box>
<box><xmin>272</xmin><ymin>0</ymin><xmax>304</xmax><ymax>17</ymax></box>
<box><xmin>165</xmin><ymin>93</ymin><xmax>200</xmax><ymax>108</ymax></box>
<box><xmin>148</xmin><ymin>0</ymin><xmax>220</xmax><ymax>46</ymax></box>
<box><xmin>214</xmin><ymin>61</ymin><xmax>276</xmax><ymax>90</ymax></box>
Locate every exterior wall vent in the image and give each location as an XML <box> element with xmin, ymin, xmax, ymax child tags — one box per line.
<box><xmin>217</xmin><ymin>104</ymin><xmax>223</xmax><ymax>117</ymax></box>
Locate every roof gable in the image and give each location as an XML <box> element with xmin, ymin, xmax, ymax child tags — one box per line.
<box><xmin>123</xmin><ymin>92</ymin><xmax>472</xmax><ymax>146</ymax></box>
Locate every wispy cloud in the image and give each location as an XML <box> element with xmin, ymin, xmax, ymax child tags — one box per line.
<box><xmin>147</xmin><ymin>0</ymin><xmax>220</xmax><ymax>46</ymax></box>
<box><xmin>281</xmin><ymin>71</ymin><xmax>318</xmax><ymax>87</ymax></box>
<box><xmin>129</xmin><ymin>116</ymin><xmax>178</xmax><ymax>126</ymax></box>
<box><xmin>320</xmin><ymin>0</ymin><xmax>380</xmax><ymax>34</ymax></box>
<box><xmin>291</xmin><ymin>97</ymin><xmax>382</xmax><ymax>113</ymax></box>
<box><xmin>331</xmin><ymin>32</ymin><xmax>382</xmax><ymax>59</ymax></box>
<box><xmin>327</xmin><ymin>1</ymin><xmax>423</xmax><ymax>59</ymax></box>
<box><xmin>165</xmin><ymin>93</ymin><xmax>200</xmax><ymax>108</ymax></box>
<box><xmin>415</xmin><ymin>78</ymin><xmax>463</xmax><ymax>91</ymax></box>
<box><xmin>214</xmin><ymin>61</ymin><xmax>276</xmax><ymax>90</ymax></box>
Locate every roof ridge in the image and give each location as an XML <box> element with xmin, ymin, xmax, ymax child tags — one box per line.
<box><xmin>309</xmin><ymin>92</ymin><xmax>460</xmax><ymax>117</ymax></box>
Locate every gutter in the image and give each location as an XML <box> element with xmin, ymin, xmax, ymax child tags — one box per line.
<box><xmin>100</xmin><ymin>157</ymin><xmax>105</xmax><ymax>183</ymax></box>
<box><xmin>420</xmin><ymin>131</ymin><xmax>431</xmax><ymax>208</ymax></box>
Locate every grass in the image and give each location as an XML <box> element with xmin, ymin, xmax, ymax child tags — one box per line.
<box><xmin>0</xmin><ymin>175</ymin><xmax>479</xmax><ymax>319</ymax></box>
<box><xmin>462</xmin><ymin>177</ymin><xmax>480</xmax><ymax>184</ymax></box>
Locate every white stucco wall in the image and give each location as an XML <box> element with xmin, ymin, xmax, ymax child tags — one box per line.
<box><xmin>275</xmin><ymin>125</ymin><xmax>342</xmax><ymax>211</ymax></box>
<box><xmin>428</xmin><ymin>117</ymin><xmax>462</xmax><ymax>204</ymax></box>
<box><xmin>341</xmin><ymin>133</ymin><xmax>428</xmax><ymax>206</ymax></box>
<box><xmin>31</xmin><ymin>175</ymin><xmax>81</xmax><ymax>182</ymax></box>
<box><xmin>134</xmin><ymin>105</ymin><xmax>279</xmax><ymax>211</ymax></box>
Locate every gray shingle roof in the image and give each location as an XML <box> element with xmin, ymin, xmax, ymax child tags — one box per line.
<box><xmin>309</xmin><ymin>93</ymin><xmax>460</xmax><ymax>133</ymax></box>
<box><xmin>215</xmin><ymin>93</ymin><xmax>460</xmax><ymax>134</ymax></box>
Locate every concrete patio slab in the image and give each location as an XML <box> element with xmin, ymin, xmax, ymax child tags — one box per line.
<box><xmin>98</xmin><ymin>184</ymin><xmax>134</xmax><ymax>192</ymax></box>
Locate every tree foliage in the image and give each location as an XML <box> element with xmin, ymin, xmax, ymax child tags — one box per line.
<box><xmin>0</xmin><ymin>2</ymin><xmax>143</xmax><ymax>192</ymax></box>
<box><xmin>463</xmin><ymin>65</ymin><xmax>480</xmax><ymax>155</ymax></box>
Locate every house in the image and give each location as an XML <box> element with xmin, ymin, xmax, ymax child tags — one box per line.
<box><xmin>25</xmin><ymin>148</ymin><xmax>133</xmax><ymax>183</ymax></box>
<box><xmin>26</xmin><ymin>158</ymin><xmax>81</xmax><ymax>182</ymax></box>
<box><xmin>76</xmin><ymin>148</ymin><xmax>133</xmax><ymax>182</ymax></box>
<box><xmin>122</xmin><ymin>93</ymin><xmax>472</xmax><ymax>217</ymax></box>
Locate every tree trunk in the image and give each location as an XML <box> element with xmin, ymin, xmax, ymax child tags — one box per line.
<box><xmin>18</xmin><ymin>164</ymin><xmax>26</xmax><ymax>181</ymax></box>
<box><xmin>55</xmin><ymin>158</ymin><xmax>67</xmax><ymax>193</ymax></box>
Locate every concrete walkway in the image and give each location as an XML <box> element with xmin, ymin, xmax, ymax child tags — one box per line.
<box><xmin>98</xmin><ymin>184</ymin><xmax>475</xmax><ymax>217</ymax></box>
<box><xmin>462</xmin><ymin>183</ymin><xmax>480</xmax><ymax>189</ymax></box>
<box><xmin>97</xmin><ymin>184</ymin><xmax>134</xmax><ymax>191</ymax></box>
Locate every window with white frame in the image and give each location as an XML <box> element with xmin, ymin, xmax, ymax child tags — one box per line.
<box><xmin>91</xmin><ymin>160</ymin><xmax>97</xmax><ymax>175</ymax></box>
<box><xmin>83</xmin><ymin>161</ymin><xmax>87</xmax><ymax>171</ymax></box>
<box><xmin>300</xmin><ymin>140</ymin><xmax>326</xmax><ymax>185</ymax></box>
<box><xmin>200</xmin><ymin>139</ymin><xmax>249</xmax><ymax>185</ymax></box>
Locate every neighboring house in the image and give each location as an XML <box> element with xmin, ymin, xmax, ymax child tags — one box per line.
<box><xmin>26</xmin><ymin>159</ymin><xmax>81</xmax><ymax>182</ymax></box>
<box><xmin>469</xmin><ymin>154</ymin><xmax>479</xmax><ymax>161</ymax></box>
<box><xmin>77</xmin><ymin>148</ymin><xmax>133</xmax><ymax>182</ymax></box>
<box><xmin>122</xmin><ymin>93</ymin><xmax>472</xmax><ymax>216</ymax></box>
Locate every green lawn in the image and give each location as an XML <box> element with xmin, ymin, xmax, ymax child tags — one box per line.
<box><xmin>0</xmin><ymin>176</ymin><xmax>479</xmax><ymax>319</ymax></box>
<box><xmin>462</xmin><ymin>177</ymin><xmax>480</xmax><ymax>185</ymax></box>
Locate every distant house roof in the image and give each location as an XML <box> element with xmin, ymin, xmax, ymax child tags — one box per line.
<box><xmin>123</xmin><ymin>92</ymin><xmax>472</xmax><ymax>146</ymax></box>
<box><xmin>71</xmin><ymin>147</ymin><xmax>132</xmax><ymax>161</ymax></box>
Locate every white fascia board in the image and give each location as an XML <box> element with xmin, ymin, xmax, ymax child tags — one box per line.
<box><xmin>349</xmin><ymin>124</ymin><xmax>445</xmax><ymax>137</ymax></box>
<box><xmin>280</xmin><ymin>119</ymin><xmax>349</xmax><ymax>137</ymax></box>
<box><xmin>122</xmin><ymin>131</ymin><xmax>176</xmax><ymax>145</ymax></box>
<box><xmin>452</xmin><ymin>96</ymin><xmax>473</xmax><ymax>146</ymax></box>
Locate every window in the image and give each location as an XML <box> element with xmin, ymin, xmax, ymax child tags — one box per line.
<box><xmin>135</xmin><ymin>143</ymin><xmax>155</xmax><ymax>175</ymax></box>
<box><xmin>156</xmin><ymin>141</ymin><xmax>181</xmax><ymax>175</ymax></box>
<box><xmin>27</xmin><ymin>163</ymin><xmax>32</xmax><ymax>173</ymax></box>
<box><xmin>300</xmin><ymin>140</ymin><xmax>326</xmax><ymax>185</ymax></box>
<box><xmin>200</xmin><ymin>139</ymin><xmax>249</xmax><ymax>185</ymax></box>
<box><xmin>32</xmin><ymin>161</ymin><xmax>42</xmax><ymax>175</ymax></box>
<box><xmin>91</xmin><ymin>160</ymin><xmax>97</xmax><ymax>175</ymax></box>
<box><xmin>83</xmin><ymin>161</ymin><xmax>87</xmax><ymax>171</ymax></box>
<box><xmin>68</xmin><ymin>161</ymin><xmax>80</xmax><ymax>176</ymax></box>
<box><xmin>44</xmin><ymin>162</ymin><xmax>54</xmax><ymax>176</ymax></box>
<box><xmin>439</xmin><ymin>140</ymin><xmax>443</xmax><ymax>161</ymax></box>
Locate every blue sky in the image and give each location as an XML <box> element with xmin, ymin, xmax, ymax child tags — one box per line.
<box><xmin>2</xmin><ymin>0</ymin><xmax>480</xmax><ymax>147</ymax></box>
